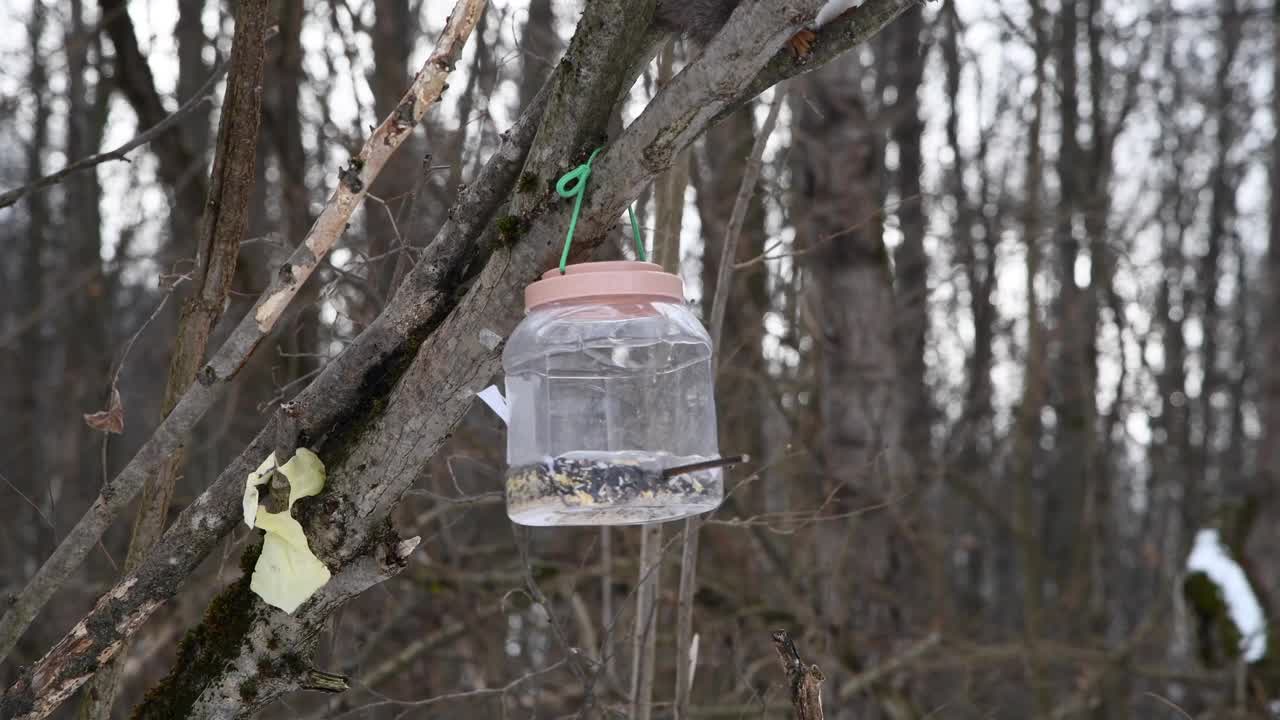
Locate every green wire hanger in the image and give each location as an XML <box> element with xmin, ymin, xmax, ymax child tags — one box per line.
<box><xmin>555</xmin><ymin>147</ymin><xmax>646</xmax><ymax>273</ymax></box>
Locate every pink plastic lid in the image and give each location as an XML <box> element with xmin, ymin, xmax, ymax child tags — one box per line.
<box><xmin>525</xmin><ymin>261</ymin><xmax>685</xmax><ymax>311</ymax></box>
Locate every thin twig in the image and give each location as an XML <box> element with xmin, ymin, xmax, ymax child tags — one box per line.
<box><xmin>709</xmin><ymin>82</ymin><xmax>786</xmax><ymax>359</ymax></box>
<box><xmin>1141</xmin><ymin>692</ymin><xmax>1194</xmax><ymax>720</ymax></box>
<box><xmin>631</xmin><ymin>523</ymin><xmax>663</xmax><ymax>720</ymax></box>
<box><xmin>0</xmin><ymin>471</ymin><xmax>54</xmax><ymax>532</ymax></box>
<box><xmin>838</xmin><ymin>632</ymin><xmax>940</xmax><ymax>699</ymax></box>
<box><xmin>109</xmin><ymin>278</ymin><xmax>184</xmax><ymax>389</ymax></box>
<box><xmin>330</xmin><ymin>658</ymin><xmax>568</xmax><ymax>720</ymax></box>
<box><xmin>0</xmin><ymin>60</ymin><xmax>228</xmax><ymax>210</ymax></box>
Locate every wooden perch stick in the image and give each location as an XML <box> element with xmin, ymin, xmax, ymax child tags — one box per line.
<box><xmin>663</xmin><ymin>454</ymin><xmax>748</xmax><ymax>478</ymax></box>
<box><xmin>772</xmin><ymin>630</ymin><xmax>826</xmax><ymax>720</ymax></box>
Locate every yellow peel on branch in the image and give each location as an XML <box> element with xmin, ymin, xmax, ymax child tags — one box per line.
<box><xmin>242</xmin><ymin>453</ymin><xmax>278</xmax><ymax>529</ymax></box>
<box><xmin>278</xmin><ymin>448</ymin><xmax>325</xmax><ymax>506</ymax></box>
<box><xmin>241</xmin><ymin>448</ymin><xmax>331</xmax><ymax>613</ymax></box>
<box><xmin>252</xmin><ymin>510</ymin><xmax>332</xmax><ymax>614</ymax></box>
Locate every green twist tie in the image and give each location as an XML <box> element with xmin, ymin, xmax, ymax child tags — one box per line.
<box><xmin>554</xmin><ymin>147</ymin><xmax>646</xmax><ymax>274</ymax></box>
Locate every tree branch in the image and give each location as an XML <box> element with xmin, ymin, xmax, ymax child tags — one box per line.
<box><xmin>837</xmin><ymin>632</ymin><xmax>940</xmax><ymax>699</ymax></box>
<box><xmin>0</xmin><ymin>0</ymin><xmax>484</xmax><ymax>686</ymax></box>
<box><xmin>176</xmin><ymin>2</ymin><xmax>656</xmax><ymax>714</ymax></box>
<box><xmin>717</xmin><ymin>0</ymin><xmax>923</xmax><ymax>124</ymax></box>
<box><xmin>0</xmin><ymin>61</ymin><xmax>227</xmax><ymax>211</ymax></box>
<box><xmin>173</xmin><ymin>536</ymin><xmax>423</xmax><ymax>720</ymax></box>
<box><xmin>631</xmin><ymin>523</ymin><xmax>663</xmax><ymax>720</ymax></box>
<box><xmin>772</xmin><ymin>631</ymin><xmax>825</xmax><ymax>720</ymax></box>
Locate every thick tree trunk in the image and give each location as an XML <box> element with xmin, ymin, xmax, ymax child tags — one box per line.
<box><xmin>1012</xmin><ymin>2</ymin><xmax>1051</xmax><ymax>715</ymax></box>
<box><xmin>939</xmin><ymin>1</ymin><xmax>1001</xmax><ymax>619</ymax></box>
<box><xmin>78</xmin><ymin>3</ymin><xmax>270</xmax><ymax>717</ymax></box>
<box><xmin>1239</xmin><ymin>0</ymin><xmax>1280</xmax><ymax>702</ymax></box>
<box><xmin>175</xmin><ymin>0</ymin><xmax>210</xmax><ymax>161</ymax></box>
<box><xmin>1082</xmin><ymin>2</ymin><xmax>1127</xmax><ymax>717</ymax></box>
<box><xmin>519</xmin><ymin>0</ymin><xmax>559</xmax><ymax>108</ymax></box>
<box><xmin>1147</xmin><ymin>48</ymin><xmax>1200</xmax><ymax>707</ymax></box>
<box><xmin>99</xmin><ymin>0</ymin><xmax>208</xmax><ymax>237</ymax></box>
<box><xmin>1263</xmin><ymin>0</ymin><xmax>1280</xmax><ymax>508</ymax></box>
<box><xmin>364</xmin><ymin>0</ymin><xmax>416</xmax><ymax>303</ymax></box>
<box><xmin>4</xmin><ymin>1</ymin><xmax>52</xmax><ymax>670</ymax></box>
<box><xmin>271</xmin><ymin>0</ymin><xmax>311</xmax><ymax>248</ymax></box>
<box><xmin>1045</xmin><ymin>0</ymin><xmax>1100</xmax><ymax>618</ymax></box>
<box><xmin>1194</xmin><ymin>0</ymin><xmax>1241</xmax><ymax>519</ymax></box>
<box><xmin>793</xmin><ymin>56</ymin><xmax>913</xmax><ymax>719</ymax></box>
<box><xmin>889</xmin><ymin>4</ymin><xmax>929</xmax><ymax>477</ymax></box>
<box><xmin>264</xmin><ymin>0</ymin><xmax>321</xmax><ymax>391</ymax></box>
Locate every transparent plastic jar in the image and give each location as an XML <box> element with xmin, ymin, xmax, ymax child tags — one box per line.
<box><xmin>503</xmin><ymin>261</ymin><xmax>722</xmax><ymax>526</ymax></box>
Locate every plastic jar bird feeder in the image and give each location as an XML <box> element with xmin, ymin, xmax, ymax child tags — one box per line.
<box><xmin>502</xmin><ymin>261</ymin><xmax>723</xmax><ymax>526</ymax></box>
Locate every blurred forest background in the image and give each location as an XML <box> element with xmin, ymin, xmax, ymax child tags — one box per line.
<box><xmin>2</xmin><ymin>0</ymin><xmax>1280</xmax><ymax>718</ymax></box>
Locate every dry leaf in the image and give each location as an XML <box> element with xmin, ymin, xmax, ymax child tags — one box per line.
<box><xmin>83</xmin><ymin>387</ymin><xmax>125</xmax><ymax>434</ymax></box>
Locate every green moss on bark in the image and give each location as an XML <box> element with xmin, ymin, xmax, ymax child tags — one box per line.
<box><xmin>496</xmin><ymin>215</ymin><xmax>524</xmax><ymax>247</ymax></box>
<box><xmin>315</xmin><ymin>313</ymin><xmax>450</xmax><ymax>473</ymax></box>
<box><xmin>237</xmin><ymin>678</ymin><xmax>259</xmax><ymax>702</ymax></box>
<box><xmin>517</xmin><ymin>172</ymin><xmax>538</xmax><ymax>194</ymax></box>
<box><xmin>131</xmin><ymin>542</ymin><xmax>263</xmax><ymax>719</ymax></box>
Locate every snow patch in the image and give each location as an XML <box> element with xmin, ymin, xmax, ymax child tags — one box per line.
<box><xmin>1186</xmin><ymin>528</ymin><xmax>1268</xmax><ymax>662</ymax></box>
<box><xmin>815</xmin><ymin>0</ymin><xmax>866</xmax><ymax>28</ymax></box>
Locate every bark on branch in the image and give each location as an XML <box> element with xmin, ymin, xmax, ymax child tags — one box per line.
<box><xmin>717</xmin><ymin>0</ymin><xmax>922</xmax><ymax>123</ymax></box>
<box><xmin>772</xmin><ymin>630</ymin><xmax>826</xmax><ymax>720</ymax></box>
